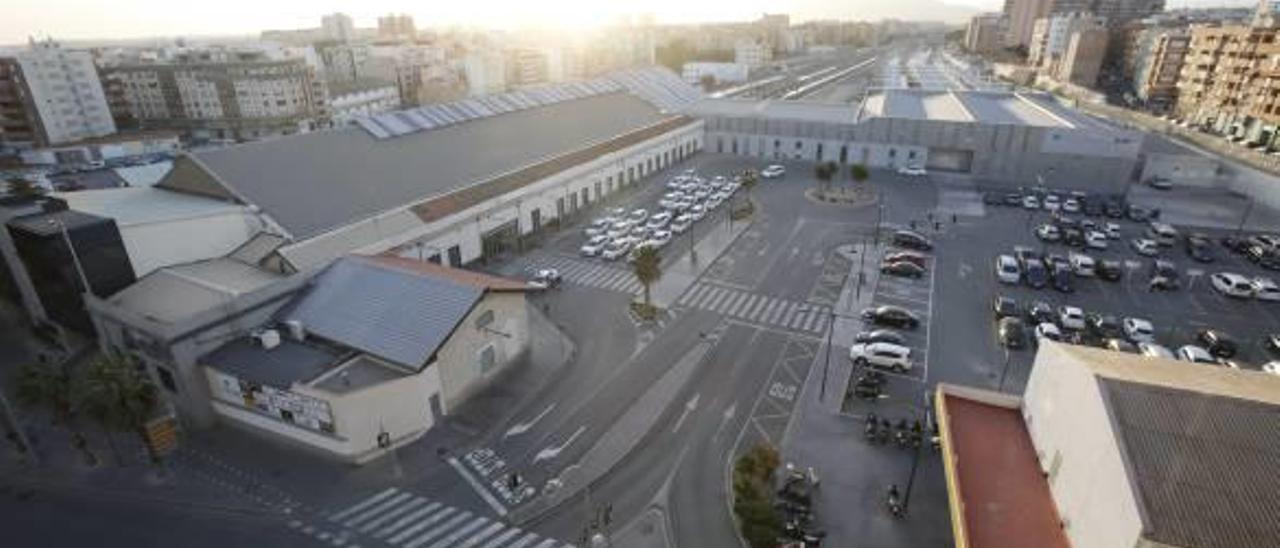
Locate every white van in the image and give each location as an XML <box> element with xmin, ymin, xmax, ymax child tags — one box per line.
<box><xmin>1146</xmin><ymin>222</ymin><xmax>1178</xmax><ymax>247</ymax></box>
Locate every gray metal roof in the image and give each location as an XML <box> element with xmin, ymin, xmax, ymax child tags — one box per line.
<box><xmin>281</xmin><ymin>256</ymin><xmax>482</xmax><ymax>368</ymax></box>
<box><xmin>1100</xmin><ymin>378</ymin><xmax>1280</xmax><ymax>548</ymax></box>
<box><xmin>183</xmin><ymin>92</ymin><xmax>666</xmax><ymax>239</ymax></box>
<box><xmin>204</xmin><ymin>337</ymin><xmax>346</xmax><ymax>388</ymax></box>
<box><xmin>107</xmin><ymin>257</ymin><xmax>284</xmax><ymax>324</ymax></box>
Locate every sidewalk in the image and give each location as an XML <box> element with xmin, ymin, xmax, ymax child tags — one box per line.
<box><xmin>650</xmin><ymin>210</ymin><xmax>752</xmax><ymax>309</ymax></box>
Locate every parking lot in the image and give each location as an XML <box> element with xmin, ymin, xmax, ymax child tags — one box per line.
<box><xmin>977</xmin><ymin>196</ymin><xmax>1280</xmax><ymax>378</ymax></box>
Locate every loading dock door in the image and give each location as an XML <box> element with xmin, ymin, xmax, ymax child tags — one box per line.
<box><xmin>926</xmin><ymin>149</ymin><xmax>974</xmax><ymax>173</ymax></box>
<box><xmin>482</xmin><ymin>221</ymin><xmax>518</xmax><ymax>260</ymax></box>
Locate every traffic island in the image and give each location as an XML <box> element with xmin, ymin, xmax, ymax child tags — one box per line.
<box><xmin>805</xmin><ymin>185</ymin><xmax>878</xmax><ymax>207</ymax></box>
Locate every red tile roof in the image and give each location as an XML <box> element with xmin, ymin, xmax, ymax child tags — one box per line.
<box><xmin>937</xmin><ymin>389</ymin><xmax>1071</xmax><ymax>548</ymax></box>
<box><xmin>360</xmin><ymin>255</ymin><xmax>531</xmax><ymax>292</ymax></box>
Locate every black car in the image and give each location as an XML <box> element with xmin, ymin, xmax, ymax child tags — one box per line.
<box><xmin>892</xmin><ymin>230</ymin><xmax>933</xmax><ymax>251</ymax></box>
<box><xmin>998</xmin><ymin>317</ymin><xmax>1027</xmax><ymax>349</ymax></box>
<box><xmin>1185</xmin><ymin>234</ymin><xmax>1215</xmax><ymax>263</ymax></box>
<box><xmin>881</xmin><ymin>261</ymin><xmax>925</xmax><ymax>278</ymax></box>
<box><xmin>1097</xmin><ymin>259</ymin><xmax>1123</xmax><ymax>281</ymax></box>
<box><xmin>983</xmin><ymin>193</ymin><xmax>1003</xmax><ymax>205</ymax></box>
<box><xmin>1043</xmin><ymin>254</ymin><xmax>1070</xmax><ymax>271</ymax></box>
<box><xmin>1026</xmin><ymin>301</ymin><xmax>1055</xmax><ymax>324</ymax></box>
<box><xmin>1197</xmin><ymin>329</ymin><xmax>1238</xmax><ymax>358</ymax></box>
<box><xmin>1004</xmin><ymin>193</ymin><xmax>1023</xmax><ymax>206</ymax></box>
<box><xmin>1051</xmin><ymin>264</ymin><xmax>1075</xmax><ymax>293</ymax></box>
<box><xmin>1128</xmin><ymin>205</ymin><xmax>1160</xmax><ymax>222</ymax></box>
<box><xmin>1062</xmin><ymin>227</ymin><xmax>1086</xmax><ymax>247</ymax></box>
<box><xmin>1150</xmin><ymin>259</ymin><xmax>1179</xmax><ymax>281</ymax></box>
<box><xmin>1086</xmin><ymin>314</ymin><xmax>1123</xmax><ymax>339</ymax></box>
<box><xmin>854</xmin><ymin>329</ymin><xmax>907</xmax><ymax>345</ymax></box>
<box><xmin>1082</xmin><ymin>200</ymin><xmax>1104</xmax><ymax>217</ymax></box>
<box><xmin>1149</xmin><ymin>276</ymin><xmax>1179</xmax><ymax>291</ymax></box>
<box><xmin>993</xmin><ymin>295</ymin><xmax>1021</xmax><ymax>319</ymax></box>
<box><xmin>862</xmin><ymin>306</ymin><xmax>920</xmax><ymax>329</ymax></box>
<box><xmin>1104</xmin><ymin>201</ymin><xmax>1125</xmax><ymax>218</ymax></box>
<box><xmin>1221</xmin><ymin>235</ymin><xmax>1250</xmax><ymax>254</ymax></box>
<box><xmin>1024</xmin><ymin>262</ymin><xmax>1048</xmax><ymax>289</ymax></box>
<box><xmin>1013</xmin><ymin>246</ymin><xmax>1042</xmax><ymax>269</ymax></box>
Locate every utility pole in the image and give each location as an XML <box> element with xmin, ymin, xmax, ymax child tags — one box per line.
<box><xmin>1235</xmin><ymin>197</ymin><xmax>1255</xmax><ymax>237</ymax></box>
<box><xmin>997</xmin><ymin>347</ymin><xmax>1012</xmax><ymax>392</ymax></box>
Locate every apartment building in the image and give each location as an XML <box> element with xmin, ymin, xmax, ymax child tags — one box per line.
<box><xmin>1050</xmin><ymin>0</ymin><xmax>1165</xmax><ymax>27</ymax></box>
<box><xmin>1127</xmin><ymin>27</ymin><xmax>1190</xmax><ymax>110</ymax></box>
<box><xmin>966</xmin><ymin>13</ymin><xmax>1005</xmax><ymax>55</ymax></box>
<box><xmin>0</xmin><ymin>40</ymin><xmax>116</xmax><ymax>150</ymax></box>
<box><xmin>101</xmin><ymin>47</ymin><xmax>328</xmax><ymax>142</ymax></box>
<box><xmin>734</xmin><ymin>39</ymin><xmax>772</xmax><ymax>67</ymax></box>
<box><xmin>377</xmin><ymin>14</ymin><xmax>416</xmax><ymax>42</ymax></box>
<box><xmin>463</xmin><ymin>51</ymin><xmax>506</xmax><ymax>97</ymax></box>
<box><xmin>1058</xmin><ymin>26</ymin><xmax>1110</xmax><ymax>85</ymax></box>
<box><xmin>1002</xmin><ymin>0</ymin><xmax>1053</xmax><ymax>48</ymax></box>
<box><xmin>1029</xmin><ymin>13</ymin><xmax>1108</xmax><ymax>73</ymax></box>
<box><xmin>1176</xmin><ymin>1</ymin><xmax>1280</xmax><ymax>144</ymax></box>
<box><xmin>321</xmin><ymin>13</ymin><xmax>355</xmax><ymax>43</ymax></box>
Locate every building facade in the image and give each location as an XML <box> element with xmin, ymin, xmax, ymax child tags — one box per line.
<box><xmin>966</xmin><ymin>13</ymin><xmax>1005</xmax><ymax>55</ymax></box>
<box><xmin>327</xmin><ymin>81</ymin><xmax>400</xmax><ymax>126</ymax></box>
<box><xmin>321</xmin><ymin>13</ymin><xmax>355</xmax><ymax>43</ymax></box>
<box><xmin>377</xmin><ymin>14</ymin><xmax>416</xmax><ymax>42</ymax></box>
<box><xmin>1003</xmin><ymin>0</ymin><xmax>1053</xmax><ymax>48</ymax></box>
<box><xmin>1029</xmin><ymin>13</ymin><xmax>1108</xmax><ymax>73</ymax></box>
<box><xmin>100</xmin><ymin>48</ymin><xmax>329</xmax><ymax>142</ymax></box>
<box><xmin>0</xmin><ymin>40</ymin><xmax>116</xmax><ymax>150</ymax></box>
<box><xmin>1176</xmin><ymin>2</ymin><xmax>1280</xmax><ymax>145</ymax></box>
<box><xmin>1128</xmin><ymin>27</ymin><xmax>1190</xmax><ymax>110</ymax></box>
<box><xmin>1057</xmin><ymin>26</ymin><xmax>1109</xmax><ymax>85</ymax></box>
<box><xmin>734</xmin><ymin>39</ymin><xmax>772</xmax><ymax>68</ymax></box>
<box><xmin>682</xmin><ymin>62</ymin><xmax>750</xmax><ymax>88</ymax></box>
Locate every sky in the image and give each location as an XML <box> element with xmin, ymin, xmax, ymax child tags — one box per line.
<box><xmin>3</xmin><ymin>0</ymin><xmax>1262</xmax><ymax>45</ymax></box>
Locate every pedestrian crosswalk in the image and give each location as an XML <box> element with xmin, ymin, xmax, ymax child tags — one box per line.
<box><xmin>307</xmin><ymin>487</ymin><xmax>572</xmax><ymax>548</ymax></box>
<box><xmin>676</xmin><ymin>282</ymin><xmax>831</xmax><ymax>336</ymax></box>
<box><xmin>532</xmin><ymin>255</ymin><xmax>642</xmax><ymax>295</ymax></box>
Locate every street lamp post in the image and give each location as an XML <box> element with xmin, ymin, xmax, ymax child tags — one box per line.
<box><xmin>51</xmin><ymin>218</ymin><xmax>90</xmax><ymax>297</ymax></box>
<box><xmin>997</xmin><ymin>347</ymin><xmax>1012</xmax><ymax>393</ymax></box>
<box><xmin>819</xmin><ymin>259</ymin><xmax>854</xmax><ymax>402</ymax></box>
<box><xmin>1235</xmin><ymin>196</ymin><xmax>1256</xmax><ymax>237</ymax></box>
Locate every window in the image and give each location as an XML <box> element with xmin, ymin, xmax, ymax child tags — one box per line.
<box><xmin>475</xmin><ymin>310</ymin><xmax>495</xmax><ymax>330</ymax></box>
<box><xmin>155</xmin><ymin>365</ymin><xmax>179</xmax><ymax>393</ymax></box>
<box><xmin>477</xmin><ymin>344</ymin><xmax>496</xmax><ymax>375</ymax></box>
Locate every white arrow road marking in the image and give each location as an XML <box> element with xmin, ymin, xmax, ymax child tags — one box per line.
<box><xmin>533</xmin><ymin>426</ymin><xmax>586</xmax><ymax>464</ymax></box>
<box><xmin>671</xmin><ymin>394</ymin><xmax>701</xmax><ymax>433</ymax></box>
<box><xmin>504</xmin><ymin>403</ymin><xmax>556</xmax><ymax>438</ymax></box>
<box><xmin>713</xmin><ymin>403</ymin><xmax>737</xmax><ymax>442</ymax></box>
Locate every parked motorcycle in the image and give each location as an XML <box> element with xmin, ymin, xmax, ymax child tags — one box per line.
<box><xmin>864</xmin><ymin>412</ymin><xmax>879</xmax><ymax>442</ymax></box>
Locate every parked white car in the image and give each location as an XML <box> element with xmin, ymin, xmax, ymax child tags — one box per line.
<box><xmin>1059</xmin><ymin>306</ymin><xmax>1086</xmax><ymax>330</ymax></box>
<box><xmin>1022</xmin><ymin>196</ymin><xmax>1040</xmax><ymax>210</ymax></box>
<box><xmin>606</xmin><ymin>221</ymin><xmax>633</xmax><ymax>240</ymax></box>
<box><xmin>1264</xmin><ymin>361</ymin><xmax>1280</xmax><ymax>376</ymax></box>
<box><xmin>848</xmin><ymin>342</ymin><xmax>913</xmax><ymax>372</ymax></box>
<box><xmin>600</xmin><ymin>238</ymin><xmax>634</xmax><ymax>261</ymax></box>
<box><xmin>1035</xmin><ymin>322</ymin><xmax>1061</xmax><ymax>341</ymax></box>
<box><xmin>647</xmin><ymin>229</ymin><xmax>672</xmax><ymax>248</ymax></box>
<box><xmin>1131</xmin><ymin>238</ymin><xmax>1159</xmax><ymax>257</ymax></box>
<box><xmin>1177</xmin><ymin>345</ymin><xmax>1217</xmax><ymax>364</ymax></box>
<box><xmin>1122</xmin><ymin>317</ymin><xmax>1155</xmax><ymax>343</ymax></box>
<box><xmin>585</xmin><ymin>217</ymin><xmax>614</xmax><ymax>238</ymax></box>
<box><xmin>761</xmin><ymin>165</ymin><xmax>786</xmax><ymax>178</ymax></box>
<box><xmin>1086</xmin><ymin>231</ymin><xmax>1108</xmax><ymax>250</ymax></box>
<box><xmin>1105</xmin><ymin>222</ymin><xmax>1122</xmax><ymax>240</ymax></box>
<box><xmin>897</xmin><ymin>165</ymin><xmax>927</xmax><ymax>177</ymax></box>
<box><xmin>1138</xmin><ymin>342</ymin><xmax>1174</xmax><ymax>360</ymax></box>
<box><xmin>689</xmin><ymin>204</ymin><xmax>707</xmax><ymax>221</ymax></box>
<box><xmin>628</xmin><ymin>209</ymin><xmax>649</xmax><ymax>223</ymax></box>
<box><xmin>1070</xmin><ymin>253</ymin><xmax>1096</xmax><ymax>277</ymax></box>
<box><xmin>995</xmin><ymin>255</ymin><xmax>1021</xmax><ymax>284</ymax></box>
<box><xmin>1062</xmin><ymin>199</ymin><xmax>1080</xmax><ymax>213</ymax></box>
<box><xmin>1211</xmin><ymin>272</ymin><xmax>1255</xmax><ymax>298</ymax></box>
<box><xmin>580</xmin><ymin>235</ymin><xmax>610</xmax><ymax>257</ymax></box>
<box><xmin>647</xmin><ymin>211</ymin><xmax>672</xmax><ymax>230</ymax></box>
<box><xmin>670</xmin><ymin>215</ymin><xmax>693</xmax><ymax>234</ymax></box>
<box><xmin>1043</xmin><ymin>194</ymin><xmax>1061</xmax><ymax>212</ymax></box>
<box><xmin>1252</xmin><ymin>276</ymin><xmax>1280</xmax><ymax>301</ymax></box>
<box><xmin>1036</xmin><ymin>224</ymin><xmax>1061</xmax><ymax>242</ymax></box>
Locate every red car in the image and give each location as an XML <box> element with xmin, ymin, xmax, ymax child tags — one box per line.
<box><xmin>882</xmin><ymin>251</ymin><xmax>927</xmax><ymax>268</ymax></box>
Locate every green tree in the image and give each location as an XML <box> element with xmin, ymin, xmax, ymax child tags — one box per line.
<box><xmin>850</xmin><ymin>163</ymin><xmax>870</xmax><ymax>186</ymax></box>
<box><xmin>814</xmin><ymin>161</ymin><xmax>837</xmax><ymax>195</ymax></box>
<box><xmin>16</xmin><ymin>360</ymin><xmax>97</xmax><ymax>464</ymax></box>
<box><xmin>78</xmin><ymin>353</ymin><xmax>160</xmax><ymax>463</ymax></box>
<box><xmin>5</xmin><ymin>177</ymin><xmax>41</xmax><ymax>198</ymax></box>
<box><xmin>630</xmin><ymin>244</ymin><xmax>663</xmax><ymax>308</ymax></box>
<box><xmin>739</xmin><ymin>169</ymin><xmax>758</xmax><ymax>206</ymax></box>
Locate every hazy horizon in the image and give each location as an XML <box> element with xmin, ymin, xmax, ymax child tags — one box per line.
<box><xmin>3</xmin><ymin>0</ymin><xmax>1263</xmax><ymax>46</ymax></box>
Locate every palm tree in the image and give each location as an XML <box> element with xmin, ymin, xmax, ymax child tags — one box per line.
<box><xmin>5</xmin><ymin>177</ymin><xmax>41</xmax><ymax>198</ymax></box>
<box><xmin>814</xmin><ymin>162</ymin><xmax>837</xmax><ymax>196</ymax></box>
<box><xmin>78</xmin><ymin>353</ymin><xmax>159</xmax><ymax>463</ymax></box>
<box><xmin>631</xmin><ymin>245</ymin><xmax>663</xmax><ymax>309</ymax></box>
<box><xmin>850</xmin><ymin>164</ymin><xmax>869</xmax><ymax>187</ymax></box>
<box><xmin>16</xmin><ymin>361</ymin><xmax>96</xmax><ymax>464</ymax></box>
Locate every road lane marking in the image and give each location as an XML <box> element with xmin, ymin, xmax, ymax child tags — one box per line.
<box><xmin>504</xmin><ymin>403</ymin><xmax>557</xmax><ymax>438</ymax></box>
<box><xmin>533</xmin><ymin>426</ymin><xmax>587</xmax><ymax>464</ymax></box>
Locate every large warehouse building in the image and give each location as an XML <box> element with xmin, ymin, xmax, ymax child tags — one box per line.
<box><xmin>688</xmin><ymin>88</ymin><xmax>1144</xmax><ymax>191</ymax></box>
<box><xmin>153</xmin><ymin>68</ymin><xmax>704</xmax><ymax>272</ymax></box>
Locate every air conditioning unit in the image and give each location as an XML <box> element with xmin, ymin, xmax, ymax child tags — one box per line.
<box><xmin>283</xmin><ymin>320</ymin><xmax>306</xmax><ymax>342</ymax></box>
<box><xmin>253</xmin><ymin>329</ymin><xmax>281</xmax><ymax>350</ymax></box>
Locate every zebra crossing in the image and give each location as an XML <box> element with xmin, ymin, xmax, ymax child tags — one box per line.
<box><xmin>533</xmin><ymin>255</ymin><xmax>642</xmax><ymax>295</ymax></box>
<box><xmin>302</xmin><ymin>487</ymin><xmax>573</xmax><ymax>548</ymax></box>
<box><xmin>676</xmin><ymin>282</ymin><xmax>831</xmax><ymax>336</ymax></box>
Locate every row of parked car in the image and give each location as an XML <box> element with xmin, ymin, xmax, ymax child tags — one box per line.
<box><xmin>578</xmin><ymin>172</ymin><xmax>743</xmax><ymax>261</ymax></box>
<box><xmin>984</xmin><ymin>189</ymin><xmax>1161</xmax><ymax>221</ymax></box>
<box><xmin>844</xmin><ymin>230</ymin><xmax>938</xmax><ymax>373</ymax></box>
<box><xmin>990</xmin><ymin>294</ymin><xmax>1280</xmax><ymax>373</ymax></box>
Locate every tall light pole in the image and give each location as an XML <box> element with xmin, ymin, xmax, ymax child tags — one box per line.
<box><xmin>51</xmin><ymin>218</ymin><xmax>90</xmax><ymax>297</ymax></box>
<box><xmin>1235</xmin><ymin>196</ymin><xmax>1256</xmax><ymax>237</ymax></box>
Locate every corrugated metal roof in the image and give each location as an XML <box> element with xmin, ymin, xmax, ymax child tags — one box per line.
<box><xmin>281</xmin><ymin>256</ymin><xmax>483</xmax><ymax>368</ymax></box>
<box><xmin>107</xmin><ymin>257</ymin><xmax>283</xmax><ymax>324</ymax></box>
<box><xmin>180</xmin><ymin>93</ymin><xmax>665</xmax><ymax>239</ymax></box>
<box><xmin>1101</xmin><ymin>378</ymin><xmax>1280</xmax><ymax>548</ymax></box>
<box><xmin>54</xmin><ymin>187</ymin><xmax>244</xmax><ymax>227</ymax></box>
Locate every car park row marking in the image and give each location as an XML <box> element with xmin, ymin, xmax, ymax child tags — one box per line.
<box><xmin>317</xmin><ymin>487</ymin><xmax>573</xmax><ymax>548</ymax></box>
<box><xmin>678</xmin><ymin>283</ymin><xmax>831</xmax><ymax>336</ymax></box>
<box><xmin>527</xmin><ymin>255</ymin><xmax>642</xmax><ymax>295</ymax></box>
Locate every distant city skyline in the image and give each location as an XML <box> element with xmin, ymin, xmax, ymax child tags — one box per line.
<box><xmin>2</xmin><ymin>0</ymin><xmax>1263</xmax><ymax>45</ymax></box>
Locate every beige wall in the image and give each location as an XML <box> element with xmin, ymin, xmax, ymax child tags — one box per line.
<box><xmin>204</xmin><ymin>357</ymin><xmax>444</xmax><ymax>463</ymax></box>
<box><xmin>433</xmin><ymin>292</ymin><xmax>530</xmax><ymax>412</ymax></box>
<box><xmin>1023</xmin><ymin>343</ymin><xmax>1145</xmax><ymax>548</ymax></box>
